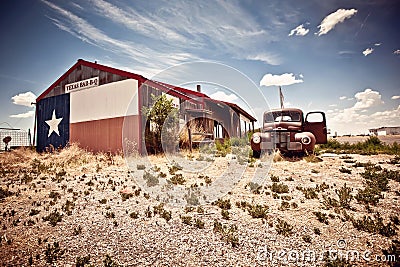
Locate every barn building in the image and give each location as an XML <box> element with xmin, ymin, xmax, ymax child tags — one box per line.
<box><xmin>35</xmin><ymin>59</ymin><xmax>256</xmax><ymax>154</ymax></box>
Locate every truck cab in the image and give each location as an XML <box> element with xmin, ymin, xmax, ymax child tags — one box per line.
<box><xmin>251</xmin><ymin>108</ymin><xmax>327</xmax><ymax>157</ymax></box>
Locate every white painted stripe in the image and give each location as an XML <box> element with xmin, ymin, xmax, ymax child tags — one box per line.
<box><xmin>70</xmin><ymin>79</ymin><xmax>138</xmax><ymax>123</ymax></box>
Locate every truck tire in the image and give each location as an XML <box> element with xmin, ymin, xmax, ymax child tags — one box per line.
<box><xmin>252</xmin><ymin>150</ymin><xmax>261</xmax><ymax>158</ymax></box>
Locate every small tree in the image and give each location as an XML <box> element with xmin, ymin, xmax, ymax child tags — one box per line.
<box><xmin>143</xmin><ymin>94</ymin><xmax>179</xmax><ymax>153</ymax></box>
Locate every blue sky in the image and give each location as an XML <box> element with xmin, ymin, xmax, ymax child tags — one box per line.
<box><xmin>1</xmin><ymin>0</ymin><xmax>399</xmax><ymax>135</ymax></box>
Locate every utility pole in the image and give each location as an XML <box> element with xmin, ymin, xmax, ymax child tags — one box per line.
<box><xmin>279</xmin><ymin>86</ymin><xmax>284</xmax><ymax>109</ymax></box>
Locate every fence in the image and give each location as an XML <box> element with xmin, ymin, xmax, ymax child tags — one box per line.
<box><xmin>0</xmin><ymin>128</ymin><xmax>30</xmax><ymax>151</ymax></box>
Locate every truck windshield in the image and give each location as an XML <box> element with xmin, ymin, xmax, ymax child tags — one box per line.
<box><xmin>264</xmin><ymin>111</ymin><xmax>302</xmax><ymax>123</ymax></box>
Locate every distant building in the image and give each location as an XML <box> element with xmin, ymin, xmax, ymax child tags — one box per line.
<box><xmin>369</xmin><ymin>126</ymin><xmax>400</xmax><ymax>136</ymax></box>
<box><xmin>35</xmin><ymin>59</ymin><xmax>256</xmax><ymax>154</ymax></box>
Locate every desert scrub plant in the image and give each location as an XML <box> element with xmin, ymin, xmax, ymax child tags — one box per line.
<box><xmin>181</xmin><ymin>215</ymin><xmax>192</xmax><ymax>225</ymax></box>
<box><xmin>361</xmin><ymin>165</ymin><xmax>389</xmax><ymax>192</ymax></box>
<box><xmin>322</xmin><ymin>195</ymin><xmax>339</xmax><ymax>209</ymax></box>
<box><xmin>168</xmin><ymin>162</ymin><xmax>182</xmax><ymax>175</ymax></box>
<box><xmin>302</xmin><ymin>235</ymin><xmax>312</xmax><ymax>243</ymax></box>
<box><xmin>153</xmin><ymin>203</ymin><xmax>172</xmax><ymax>222</ymax></box>
<box><xmin>270</xmin><ymin>174</ymin><xmax>280</xmax><ymax>182</ymax></box>
<box><xmin>29</xmin><ymin>209</ymin><xmax>40</xmax><ymax>216</ymax></box>
<box><xmin>313</xmin><ymin>227</ymin><xmax>321</xmax><ymax>235</ymax></box>
<box><xmin>168</xmin><ymin>173</ymin><xmax>186</xmax><ymax>185</ymax></box>
<box><xmin>314</xmin><ymin>211</ymin><xmax>329</xmax><ymax>225</ymax></box>
<box><xmin>335</xmin><ymin>183</ymin><xmax>353</xmax><ymax>209</ymax></box>
<box><xmin>221</xmin><ymin>209</ymin><xmax>230</xmax><ymax>220</ymax></box>
<box><xmin>136</xmin><ymin>164</ymin><xmax>146</xmax><ymax>170</ymax></box>
<box><xmin>339</xmin><ymin>167</ymin><xmax>351</xmax><ymax>174</ymax></box>
<box><xmin>129</xmin><ymin>211</ymin><xmax>139</xmax><ymax>219</ymax></box>
<box><xmin>279</xmin><ymin>201</ymin><xmax>291</xmax><ymax>211</ymax></box>
<box><xmin>195</xmin><ymin>218</ymin><xmax>205</xmax><ymax>229</ymax></box>
<box><xmin>73</xmin><ymin>225</ymin><xmax>82</xmax><ymax>235</ymax></box>
<box><xmin>105</xmin><ymin>211</ymin><xmax>115</xmax><ymax>219</ymax></box>
<box><xmin>275</xmin><ymin>218</ymin><xmax>293</xmax><ymax>236</ymax></box>
<box><xmin>271</xmin><ymin>182</ymin><xmax>289</xmax><ymax>194</ymax></box>
<box><xmin>75</xmin><ymin>255</ymin><xmax>91</xmax><ymax>267</ymax></box>
<box><xmin>49</xmin><ymin>191</ymin><xmax>61</xmax><ymax>201</ymax></box>
<box><xmin>213</xmin><ymin>220</ymin><xmax>239</xmax><ymax>247</ymax></box>
<box><xmin>352</xmin><ymin>213</ymin><xmax>397</xmax><ymax>237</ymax></box>
<box><xmin>247</xmin><ymin>182</ymin><xmax>262</xmax><ymax>194</ymax></box>
<box><xmin>103</xmin><ymin>254</ymin><xmax>120</xmax><ymax>267</ymax></box>
<box><xmin>303</xmin><ymin>154</ymin><xmax>323</xmax><ymax>163</ymax></box>
<box><xmin>143</xmin><ymin>171</ymin><xmax>159</xmax><ymax>187</ymax></box>
<box><xmin>213</xmin><ymin>198</ymin><xmax>231</xmax><ymax>210</ymax></box>
<box><xmin>45</xmin><ymin>241</ymin><xmax>65</xmax><ymax>264</ymax></box>
<box><xmin>0</xmin><ymin>187</ymin><xmax>14</xmax><ymax>200</ymax></box>
<box><xmin>62</xmin><ymin>199</ymin><xmax>75</xmax><ymax>216</ymax></box>
<box><xmin>43</xmin><ymin>211</ymin><xmax>63</xmax><ymax>226</ymax></box>
<box><xmin>355</xmin><ymin>187</ymin><xmax>382</xmax><ymax>206</ymax></box>
<box><xmin>246</xmin><ymin>204</ymin><xmax>269</xmax><ymax>219</ymax></box>
<box><xmin>296</xmin><ymin>186</ymin><xmax>318</xmax><ymax>199</ymax></box>
<box><xmin>120</xmin><ymin>192</ymin><xmax>133</xmax><ymax>201</ymax></box>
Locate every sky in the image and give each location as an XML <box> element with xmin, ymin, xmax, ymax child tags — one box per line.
<box><xmin>1</xmin><ymin>0</ymin><xmax>399</xmax><ymax>136</ymax></box>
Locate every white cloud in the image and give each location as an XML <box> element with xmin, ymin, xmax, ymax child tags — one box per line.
<box><xmin>339</xmin><ymin>96</ymin><xmax>347</xmax><ymax>100</ymax></box>
<box><xmin>391</xmin><ymin>95</ymin><xmax>400</xmax><ymax>100</ymax></box>
<box><xmin>43</xmin><ymin>0</ymin><xmax>283</xmax><ymax>71</ymax></box>
<box><xmin>259</xmin><ymin>73</ymin><xmax>303</xmax><ymax>87</ymax></box>
<box><xmin>246</xmin><ymin>53</ymin><xmax>282</xmax><ymax>65</ymax></box>
<box><xmin>394</xmin><ymin>50</ymin><xmax>400</xmax><ymax>55</ymax></box>
<box><xmin>329</xmin><ymin>104</ymin><xmax>337</xmax><ymax>107</ymax></box>
<box><xmin>209</xmin><ymin>91</ymin><xmax>238</xmax><ymax>102</ymax></box>
<box><xmin>362</xmin><ymin>48</ymin><xmax>374</xmax><ymax>56</ymax></box>
<box><xmin>11</xmin><ymin>91</ymin><xmax>36</xmax><ymax>107</ymax></box>
<box><xmin>374</xmin><ymin>43</ymin><xmax>381</xmax><ymax>46</ymax></box>
<box><xmin>328</xmin><ymin>88</ymin><xmax>390</xmax><ymax>134</ymax></box>
<box><xmin>288</xmin><ymin>24</ymin><xmax>309</xmax><ymax>36</ymax></box>
<box><xmin>353</xmin><ymin>88</ymin><xmax>383</xmax><ymax>109</ymax></box>
<box><xmin>316</xmin><ymin>8</ymin><xmax>357</xmax><ymax>36</ymax></box>
<box><xmin>10</xmin><ymin>110</ymin><xmax>35</xmax><ymax>118</ymax></box>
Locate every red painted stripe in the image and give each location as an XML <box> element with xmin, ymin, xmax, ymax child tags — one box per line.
<box><xmin>70</xmin><ymin>115</ymin><xmax>140</xmax><ymax>154</ymax></box>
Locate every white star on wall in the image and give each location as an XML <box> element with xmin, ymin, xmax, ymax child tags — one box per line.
<box><xmin>45</xmin><ymin>110</ymin><xmax>63</xmax><ymax>137</ymax></box>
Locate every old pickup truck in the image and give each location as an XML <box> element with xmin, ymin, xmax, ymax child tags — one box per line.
<box><xmin>251</xmin><ymin>108</ymin><xmax>327</xmax><ymax>157</ymax></box>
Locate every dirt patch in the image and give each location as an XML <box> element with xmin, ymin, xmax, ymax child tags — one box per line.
<box><xmin>0</xmin><ymin>145</ymin><xmax>399</xmax><ymax>266</ymax></box>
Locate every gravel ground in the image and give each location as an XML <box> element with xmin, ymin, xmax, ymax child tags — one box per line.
<box><xmin>0</xmin><ymin>146</ymin><xmax>399</xmax><ymax>266</ymax></box>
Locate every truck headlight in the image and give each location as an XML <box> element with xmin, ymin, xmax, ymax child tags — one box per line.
<box><xmin>253</xmin><ymin>135</ymin><xmax>261</xmax><ymax>144</ymax></box>
<box><xmin>301</xmin><ymin>136</ymin><xmax>311</xmax><ymax>145</ymax></box>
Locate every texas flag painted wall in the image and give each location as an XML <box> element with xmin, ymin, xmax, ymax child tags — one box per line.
<box><xmin>36</xmin><ymin>93</ymin><xmax>70</xmax><ymax>152</ymax></box>
<box><xmin>36</xmin><ymin>79</ymin><xmax>139</xmax><ymax>153</ymax></box>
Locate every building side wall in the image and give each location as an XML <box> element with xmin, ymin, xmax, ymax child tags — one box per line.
<box><xmin>70</xmin><ymin>115</ymin><xmax>140</xmax><ymax>153</ymax></box>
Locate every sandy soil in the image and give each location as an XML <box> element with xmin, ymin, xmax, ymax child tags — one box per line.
<box><xmin>0</xmin><ymin>146</ymin><xmax>399</xmax><ymax>266</ymax></box>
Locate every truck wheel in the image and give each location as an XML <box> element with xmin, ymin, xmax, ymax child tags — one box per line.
<box><xmin>252</xmin><ymin>150</ymin><xmax>261</xmax><ymax>158</ymax></box>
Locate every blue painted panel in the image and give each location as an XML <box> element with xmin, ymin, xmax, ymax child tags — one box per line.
<box><xmin>36</xmin><ymin>94</ymin><xmax>70</xmax><ymax>152</ymax></box>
